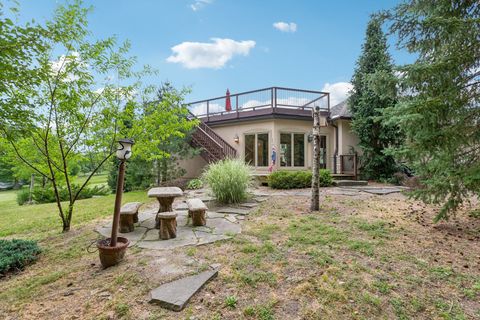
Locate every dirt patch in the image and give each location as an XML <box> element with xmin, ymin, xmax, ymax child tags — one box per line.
<box><xmin>0</xmin><ymin>189</ymin><xmax>479</xmax><ymax>319</ymax></box>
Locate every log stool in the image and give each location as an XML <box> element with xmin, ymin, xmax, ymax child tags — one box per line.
<box><xmin>147</xmin><ymin>187</ymin><xmax>183</xmax><ymax>229</ymax></box>
<box><xmin>119</xmin><ymin>202</ymin><xmax>143</xmax><ymax>233</ymax></box>
<box><xmin>158</xmin><ymin>212</ymin><xmax>178</xmax><ymax>240</ymax></box>
<box><xmin>186</xmin><ymin>198</ymin><xmax>208</xmax><ymax>226</ymax></box>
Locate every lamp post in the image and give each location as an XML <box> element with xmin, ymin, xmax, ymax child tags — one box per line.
<box><xmin>110</xmin><ymin>138</ymin><xmax>134</xmax><ymax>247</ymax></box>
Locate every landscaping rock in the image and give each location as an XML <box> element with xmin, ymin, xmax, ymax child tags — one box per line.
<box><xmin>239</xmin><ymin>202</ymin><xmax>258</xmax><ymax>208</ymax></box>
<box><xmin>149</xmin><ymin>268</ymin><xmax>219</xmax><ymax>311</ymax></box>
<box><xmin>216</xmin><ymin>207</ymin><xmax>250</xmax><ymax>215</ymax></box>
<box><xmin>207</xmin><ymin>212</ymin><xmax>225</xmax><ymax>219</ymax></box>
<box><xmin>334</xmin><ymin>180</ymin><xmax>368</xmax><ymax>187</ymax></box>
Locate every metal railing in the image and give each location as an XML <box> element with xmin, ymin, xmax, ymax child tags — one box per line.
<box><xmin>187</xmin><ymin>87</ymin><xmax>330</xmax><ymax>120</ymax></box>
<box><xmin>339</xmin><ymin>154</ymin><xmax>358</xmax><ymax>179</ymax></box>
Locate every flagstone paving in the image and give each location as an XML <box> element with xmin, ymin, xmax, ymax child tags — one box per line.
<box><xmin>95</xmin><ymin>184</ymin><xmax>406</xmax><ymax>250</ymax></box>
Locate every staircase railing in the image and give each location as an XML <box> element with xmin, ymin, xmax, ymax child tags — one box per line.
<box><xmin>188</xmin><ymin>110</ymin><xmax>237</xmax><ymax>162</ymax></box>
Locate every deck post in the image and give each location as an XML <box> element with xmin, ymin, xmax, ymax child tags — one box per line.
<box><xmin>236</xmin><ymin>95</ymin><xmax>239</xmax><ymax>118</ymax></box>
<box><xmin>207</xmin><ymin>101</ymin><xmax>210</xmax><ymax>122</ymax></box>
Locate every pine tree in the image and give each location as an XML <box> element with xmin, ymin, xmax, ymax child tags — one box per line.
<box><xmin>384</xmin><ymin>1</ymin><xmax>480</xmax><ymax>221</ymax></box>
<box><xmin>348</xmin><ymin>16</ymin><xmax>400</xmax><ymax>180</ymax></box>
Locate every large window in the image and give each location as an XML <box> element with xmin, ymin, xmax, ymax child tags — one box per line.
<box><xmin>244</xmin><ymin>133</ymin><xmax>269</xmax><ymax>167</ymax></box>
<box><xmin>280</xmin><ymin>133</ymin><xmax>305</xmax><ymax>167</ymax></box>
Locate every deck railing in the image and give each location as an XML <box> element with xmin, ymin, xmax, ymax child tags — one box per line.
<box><xmin>339</xmin><ymin>154</ymin><xmax>358</xmax><ymax>179</ymax></box>
<box><xmin>187</xmin><ymin>87</ymin><xmax>330</xmax><ymax>120</ymax></box>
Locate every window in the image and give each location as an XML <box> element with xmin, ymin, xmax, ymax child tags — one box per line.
<box><xmin>280</xmin><ymin>133</ymin><xmax>305</xmax><ymax>167</ymax></box>
<box><xmin>244</xmin><ymin>133</ymin><xmax>269</xmax><ymax>167</ymax></box>
<box><xmin>257</xmin><ymin>133</ymin><xmax>268</xmax><ymax>167</ymax></box>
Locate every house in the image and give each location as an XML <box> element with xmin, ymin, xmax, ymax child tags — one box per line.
<box><xmin>179</xmin><ymin>86</ymin><xmax>361</xmax><ymax>179</ymax></box>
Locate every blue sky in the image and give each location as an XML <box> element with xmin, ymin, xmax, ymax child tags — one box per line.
<box><xmin>18</xmin><ymin>0</ymin><xmax>409</xmax><ymax>105</ymax></box>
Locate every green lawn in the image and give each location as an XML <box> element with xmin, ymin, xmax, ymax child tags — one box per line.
<box><xmin>0</xmin><ymin>188</ymin><xmax>149</xmax><ymax>240</ymax></box>
<box><xmin>74</xmin><ymin>172</ymin><xmax>109</xmax><ymax>188</ymax></box>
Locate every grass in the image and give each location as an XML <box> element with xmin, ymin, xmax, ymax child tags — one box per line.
<box><xmin>0</xmin><ymin>187</ymin><xmax>479</xmax><ymax>319</ymax></box>
<box><xmin>0</xmin><ymin>190</ymin><xmax>148</xmax><ymax>240</ymax></box>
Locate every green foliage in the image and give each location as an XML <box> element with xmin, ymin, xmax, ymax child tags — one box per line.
<box><xmin>383</xmin><ymin>1</ymin><xmax>480</xmax><ymax>220</ymax></box>
<box><xmin>0</xmin><ymin>239</ymin><xmax>41</xmax><ymax>274</ymax></box>
<box><xmin>319</xmin><ymin>169</ymin><xmax>333</xmax><ymax>187</ymax></box>
<box><xmin>16</xmin><ymin>188</ymin><xmax>30</xmax><ymax>205</ymax></box>
<box><xmin>186</xmin><ymin>178</ymin><xmax>203</xmax><ymax>190</ymax></box>
<box><xmin>108</xmin><ymin>157</ymin><xmax>154</xmax><ymax>193</ymax></box>
<box><xmin>348</xmin><ymin>16</ymin><xmax>401</xmax><ymax>180</ymax></box>
<box><xmin>268</xmin><ymin>169</ymin><xmax>332</xmax><ymax>189</ymax></box>
<box><xmin>202</xmin><ymin>159</ymin><xmax>252</xmax><ymax>204</ymax></box>
<box><xmin>224</xmin><ymin>295</ymin><xmax>238</xmax><ymax>309</ymax></box>
<box><xmin>17</xmin><ymin>185</ymin><xmax>108</xmax><ymax>205</ymax></box>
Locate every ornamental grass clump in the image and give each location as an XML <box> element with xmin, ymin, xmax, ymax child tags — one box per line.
<box><xmin>202</xmin><ymin>159</ymin><xmax>253</xmax><ymax>204</ymax></box>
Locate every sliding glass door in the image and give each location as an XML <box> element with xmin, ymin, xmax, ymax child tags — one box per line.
<box><xmin>244</xmin><ymin>133</ymin><xmax>269</xmax><ymax>167</ymax></box>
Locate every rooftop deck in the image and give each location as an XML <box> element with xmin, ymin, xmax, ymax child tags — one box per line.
<box><xmin>187</xmin><ymin>87</ymin><xmax>330</xmax><ymax>124</ymax></box>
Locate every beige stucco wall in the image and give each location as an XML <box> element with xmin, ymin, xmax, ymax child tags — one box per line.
<box><xmin>177</xmin><ymin>117</ymin><xmax>355</xmax><ymax>178</ymax></box>
<box><xmin>177</xmin><ymin>154</ymin><xmax>208</xmax><ymax>179</ymax></box>
<box><xmin>337</xmin><ymin>120</ymin><xmax>361</xmax><ymax>155</ymax></box>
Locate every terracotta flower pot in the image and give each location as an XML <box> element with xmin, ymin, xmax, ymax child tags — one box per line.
<box><xmin>96</xmin><ymin>237</ymin><xmax>129</xmax><ymax>268</ymax></box>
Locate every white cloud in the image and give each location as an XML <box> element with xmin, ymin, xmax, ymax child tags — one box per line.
<box><xmin>49</xmin><ymin>51</ymin><xmax>87</xmax><ymax>82</ymax></box>
<box><xmin>166</xmin><ymin>38</ymin><xmax>256</xmax><ymax>69</ymax></box>
<box><xmin>190</xmin><ymin>0</ymin><xmax>212</xmax><ymax>11</ymax></box>
<box><xmin>321</xmin><ymin>82</ymin><xmax>353</xmax><ymax>106</ymax></box>
<box><xmin>273</xmin><ymin>22</ymin><xmax>297</xmax><ymax>33</ymax></box>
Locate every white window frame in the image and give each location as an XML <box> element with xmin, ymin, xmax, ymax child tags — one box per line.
<box><xmin>279</xmin><ymin>132</ymin><xmax>307</xmax><ymax>168</ymax></box>
<box><xmin>244</xmin><ymin>132</ymin><xmax>269</xmax><ymax>167</ymax></box>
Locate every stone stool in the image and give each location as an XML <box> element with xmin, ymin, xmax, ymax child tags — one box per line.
<box><xmin>186</xmin><ymin>198</ymin><xmax>208</xmax><ymax>226</ymax></box>
<box><xmin>158</xmin><ymin>212</ymin><xmax>178</xmax><ymax>240</ymax></box>
<box><xmin>119</xmin><ymin>202</ymin><xmax>143</xmax><ymax>233</ymax></box>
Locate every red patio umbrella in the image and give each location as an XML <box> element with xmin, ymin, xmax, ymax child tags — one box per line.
<box><xmin>225</xmin><ymin>89</ymin><xmax>232</xmax><ymax>112</ymax></box>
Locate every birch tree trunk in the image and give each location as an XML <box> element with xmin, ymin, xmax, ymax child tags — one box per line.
<box><xmin>310</xmin><ymin>106</ymin><xmax>321</xmax><ymax>211</ymax></box>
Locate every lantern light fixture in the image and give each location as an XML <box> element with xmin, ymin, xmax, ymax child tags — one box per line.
<box><xmin>234</xmin><ymin>134</ymin><xmax>239</xmax><ymax>143</ymax></box>
<box><xmin>116</xmin><ymin>138</ymin><xmax>134</xmax><ymax>160</ymax></box>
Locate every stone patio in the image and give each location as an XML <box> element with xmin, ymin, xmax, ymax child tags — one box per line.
<box><xmin>95</xmin><ymin>191</ymin><xmax>260</xmax><ymax>250</ymax></box>
<box><xmin>95</xmin><ymin>184</ymin><xmax>405</xmax><ymax>250</ymax></box>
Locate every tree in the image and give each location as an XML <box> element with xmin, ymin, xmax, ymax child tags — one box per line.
<box><xmin>152</xmin><ymin>82</ymin><xmax>199</xmax><ymax>185</ymax></box>
<box><xmin>382</xmin><ymin>1</ymin><xmax>480</xmax><ymax>221</ymax></box>
<box><xmin>310</xmin><ymin>107</ymin><xmax>321</xmax><ymax>211</ymax></box>
<box><xmin>0</xmin><ymin>2</ymin><xmax>48</xmax><ymax>134</ymax></box>
<box><xmin>348</xmin><ymin>16</ymin><xmax>401</xmax><ymax>180</ymax></box>
<box><xmin>0</xmin><ymin>1</ymin><xmax>179</xmax><ymax>232</ymax></box>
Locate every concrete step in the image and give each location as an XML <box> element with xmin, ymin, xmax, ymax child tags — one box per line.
<box><xmin>333</xmin><ymin>180</ymin><xmax>368</xmax><ymax>187</ymax></box>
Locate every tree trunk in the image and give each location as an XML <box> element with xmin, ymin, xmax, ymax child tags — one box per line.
<box><xmin>310</xmin><ymin>107</ymin><xmax>321</xmax><ymax>211</ymax></box>
<box><xmin>29</xmin><ymin>173</ymin><xmax>35</xmax><ymax>203</ymax></box>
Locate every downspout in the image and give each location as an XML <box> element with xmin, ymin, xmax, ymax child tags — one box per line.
<box><xmin>327</xmin><ymin>117</ymin><xmax>338</xmax><ymax>174</ymax></box>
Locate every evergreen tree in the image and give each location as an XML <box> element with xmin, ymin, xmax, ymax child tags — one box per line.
<box><xmin>348</xmin><ymin>16</ymin><xmax>400</xmax><ymax>180</ymax></box>
<box><xmin>383</xmin><ymin>1</ymin><xmax>480</xmax><ymax>221</ymax></box>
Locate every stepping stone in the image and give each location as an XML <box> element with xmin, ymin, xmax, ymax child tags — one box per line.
<box><xmin>149</xmin><ymin>268</ymin><xmax>219</xmax><ymax>311</ymax></box>
<box><xmin>254</xmin><ymin>197</ymin><xmax>268</xmax><ymax>203</ymax></box>
<box><xmin>196</xmin><ymin>233</ymin><xmax>231</xmax><ymax>245</ymax></box>
<box><xmin>239</xmin><ymin>202</ymin><xmax>258</xmax><ymax>208</ymax></box>
<box><xmin>207</xmin><ymin>212</ymin><xmax>225</xmax><ymax>219</ymax></box>
<box><xmin>199</xmin><ymin>196</ymin><xmax>214</xmax><ymax>202</ymax></box>
<box><xmin>95</xmin><ymin>226</ymin><xmax>147</xmax><ymax>247</ymax></box>
<box><xmin>361</xmin><ymin>188</ymin><xmax>402</xmax><ymax>195</ymax></box>
<box><xmin>225</xmin><ymin>214</ymin><xmax>237</xmax><ymax>223</ymax></box>
<box><xmin>334</xmin><ymin>180</ymin><xmax>368</xmax><ymax>187</ymax></box>
<box><xmin>217</xmin><ymin>207</ymin><xmax>250</xmax><ymax>215</ymax></box>
<box><xmin>208</xmin><ymin>218</ymin><xmax>242</xmax><ymax>235</ymax></box>
<box><xmin>174</xmin><ymin>203</ymin><xmax>188</xmax><ymax>210</ymax></box>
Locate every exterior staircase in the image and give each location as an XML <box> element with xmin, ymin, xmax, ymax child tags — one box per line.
<box><xmin>189</xmin><ymin>115</ymin><xmax>237</xmax><ymax>163</ymax></box>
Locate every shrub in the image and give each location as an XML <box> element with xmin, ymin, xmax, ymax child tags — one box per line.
<box><xmin>16</xmin><ymin>188</ymin><xmax>31</xmax><ymax>205</ymax></box>
<box><xmin>18</xmin><ymin>184</ymin><xmax>109</xmax><ymax>205</ymax></box>
<box><xmin>0</xmin><ymin>239</ymin><xmax>41</xmax><ymax>275</ymax></box>
<box><xmin>202</xmin><ymin>159</ymin><xmax>252</xmax><ymax>204</ymax></box>
<box><xmin>186</xmin><ymin>178</ymin><xmax>203</xmax><ymax>190</ymax></box>
<box><xmin>269</xmin><ymin>169</ymin><xmax>333</xmax><ymax>189</ymax></box>
<box><xmin>319</xmin><ymin>169</ymin><xmax>333</xmax><ymax>187</ymax></box>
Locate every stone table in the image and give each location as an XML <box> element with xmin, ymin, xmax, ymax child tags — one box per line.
<box><xmin>148</xmin><ymin>187</ymin><xmax>184</xmax><ymax>229</ymax></box>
